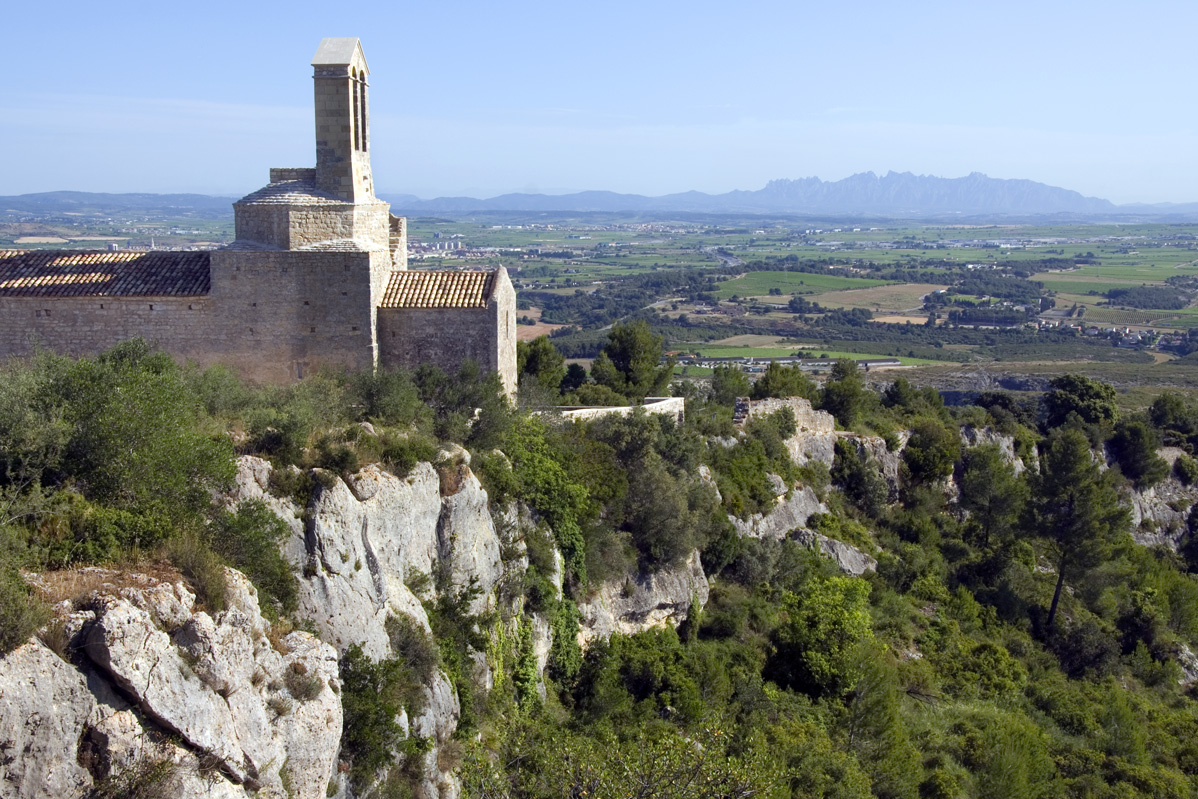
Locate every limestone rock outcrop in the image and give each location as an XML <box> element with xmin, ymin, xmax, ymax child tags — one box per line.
<box><xmin>3</xmin><ymin>568</ymin><xmax>341</xmax><ymax>799</ymax></box>
<box><xmin>0</xmin><ymin>640</ymin><xmax>96</xmax><ymax>799</ymax></box>
<box><xmin>578</xmin><ymin>551</ymin><xmax>709</xmax><ymax>644</ymax></box>
<box><xmin>231</xmin><ymin>454</ymin><xmax>504</xmax><ymax>798</ymax></box>
<box><xmin>730</xmin><ymin>486</ymin><xmax>828</xmax><ymax>540</ymax></box>
<box><xmin>791</xmin><ymin>529</ymin><xmax>878</xmax><ymax>576</ymax></box>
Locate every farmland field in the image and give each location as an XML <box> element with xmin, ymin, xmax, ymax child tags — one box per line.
<box><xmin>815</xmin><ymin>282</ymin><xmax>947</xmax><ymax>312</ymax></box>
<box><xmin>689</xmin><ymin>345</ymin><xmax>940</xmax><ymax>365</ymax></box>
<box><xmin>715</xmin><ymin>271</ymin><xmax>894</xmax><ymax>299</ymax></box>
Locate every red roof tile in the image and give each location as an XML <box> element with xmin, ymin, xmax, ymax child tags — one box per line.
<box><xmin>381</xmin><ymin>270</ymin><xmax>495</xmax><ymax>309</ymax></box>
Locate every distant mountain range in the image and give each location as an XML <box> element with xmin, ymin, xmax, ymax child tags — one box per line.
<box><xmin>388</xmin><ymin>172</ymin><xmax>1198</xmax><ymax>218</ymax></box>
<box><xmin>5</xmin><ymin>174</ymin><xmax>1198</xmax><ymax>219</ymax></box>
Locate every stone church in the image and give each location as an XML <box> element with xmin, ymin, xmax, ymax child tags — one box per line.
<box><xmin>0</xmin><ymin>38</ymin><xmax>517</xmax><ymax>395</ymax></box>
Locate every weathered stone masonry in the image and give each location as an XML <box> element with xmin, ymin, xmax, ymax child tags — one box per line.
<box><xmin>0</xmin><ymin>38</ymin><xmax>514</xmax><ymax>394</ymax></box>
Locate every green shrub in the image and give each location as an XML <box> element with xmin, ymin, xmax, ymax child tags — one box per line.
<box><xmin>767</xmin><ymin>576</ymin><xmax>874</xmax><ymax>698</ymax></box>
<box><xmin>41</xmin><ymin>496</ymin><xmax>174</xmax><ymax>568</ymax></box>
<box><xmin>339</xmin><ymin>644</ymin><xmax>410</xmax><ymax>790</ymax></box>
<box><xmin>0</xmin><ymin>564</ymin><xmax>49</xmax><ymax>656</ymax></box>
<box><xmin>1174</xmin><ymin>454</ymin><xmax>1198</xmax><ymax>486</ymax></box>
<box><xmin>208</xmin><ymin>501</ymin><xmax>298</xmax><ymax>619</ymax></box>
<box><xmin>165</xmin><ymin>532</ymin><xmax>227</xmax><ymax>613</ymax></box>
<box><xmin>386</xmin><ymin>613</ymin><xmax>439</xmax><ymax>689</ymax></box>
<box><xmin>547</xmin><ymin>598</ymin><xmax>583</xmax><ymax>689</ymax></box>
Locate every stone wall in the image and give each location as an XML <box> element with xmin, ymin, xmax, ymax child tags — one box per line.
<box><xmin>0</xmin><ymin>250</ymin><xmax>393</xmax><ymax>384</ymax></box>
<box><xmin>0</xmin><ymin>295</ymin><xmax>214</xmax><ymax>362</ymax></box>
<box><xmin>207</xmin><ymin>249</ymin><xmax>391</xmax><ymax>381</ymax></box>
<box><xmin>377</xmin><ymin>267</ymin><xmax>516</xmax><ymax>396</ymax></box>
<box><xmin>556</xmin><ymin>396</ymin><xmax>686</xmax><ymax>423</ymax></box>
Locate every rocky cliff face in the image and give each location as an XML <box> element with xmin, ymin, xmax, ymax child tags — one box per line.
<box><xmin>578</xmin><ymin>551</ymin><xmax>709</xmax><ymax>645</ymax></box>
<box><xmin>2</xmin><ymin>568</ymin><xmax>341</xmax><ymax>799</ymax></box>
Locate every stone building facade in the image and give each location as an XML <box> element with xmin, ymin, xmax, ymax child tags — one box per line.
<box><xmin>0</xmin><ymin>38</ymin><xmax>516</xmax><ymax>395</ymax></box>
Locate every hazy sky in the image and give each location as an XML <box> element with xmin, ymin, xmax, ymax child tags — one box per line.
<box><xmin>5</xmin><ymin>0</ymin><xmax>1197</xmax><ymax>204</ymax></box>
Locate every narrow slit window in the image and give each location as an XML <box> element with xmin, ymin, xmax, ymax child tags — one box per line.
<box><xmin>359</xmin><ymin>76</ymin><xmax>368</xmax><ymax>151</ymax></box>
<box><xmin>351</xmin><ymin>68</ymin><xmax>361</xmax><ymax>151</ymax></box>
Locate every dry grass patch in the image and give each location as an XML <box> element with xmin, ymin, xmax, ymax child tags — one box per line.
<box><xmin>708</xmin><ymin>334</ymin><xmax>786</xmax><ymax>347</ymax></box>
<box><xmin>29</xmin><ymin>562</ymin><xmax>184</xmax><ymax>609</ymax></box>
<box><xmin>816</xmin><ymin>283</ymin><xmax>947</xmax><ymax>313</ymax></box>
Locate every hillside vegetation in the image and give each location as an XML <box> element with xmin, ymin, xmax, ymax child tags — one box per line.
<box><xmin>4</xmin><ymin>336</ymin><xmax>1198</xmax><ymax>798</ymax></box>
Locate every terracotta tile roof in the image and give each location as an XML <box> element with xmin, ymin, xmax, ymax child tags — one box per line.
<box><xmin>381</xmin><ymin>270</ymin><xmax>496</xmax><ymax>309</ymax></box>
<box><xmin>0</xmin><ymin>251</ymin><xmax>210</xmax><ymax>297</ymax></box>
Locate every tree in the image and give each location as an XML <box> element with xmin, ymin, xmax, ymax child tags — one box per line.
<box><xmin>832</xmin><ymin>439</ymin><xmax>889</xmax><ymax>518</ymax></box>
<box><xmin>750</xmin><ymin>362</ymin><xmax>817</xmax><ymax>401</ymax></box>
<box><xmin>819</xmin><ymin>359</ymin><xmax>866</xmax><ymax>428</ymax></box>
<box><xmin>1042</xmin><ymin>374</ymin><xmax>1118</xmax><ymax>430</ymax></box>
<box><xmin>1026</xmin><ymin>428</ymin><xmax>1130</xmax><ymax>633</ymax></box>
<box><xmin>590</xmin><ymin>321</ymin><xmax>675</xmax><ymax>402</ymax></box>
<box><xmin>517</xmin><ymin>336</ymin><xmax>566</xmax><ymax>396</ymax></box>
<box><xmin>767</xmin><ymin>576</ymin><xmax>874</xmax><ymax>697</ymax></box>
<box><xmin>901</xmin><ymin>418</ymin><xmax>961</xmax><ymax>487</ymax></box>
<box><xmin>711</xmin><ymin>365</ymin><xmax>751</xmax><ymax>407</ymax></box>
<box><xmin>1107</xmin><ymin>419</ymin><xmax>1168</xmax><ymax>490</ymax></box>
<box><xmin>958</xmin><ymin>444</ymin><xmax>1027</xmax><ymax>548</ymax></box>
<box><xmin>51</xmin><ymin>340</ymin><xmax>234</xmax><ymax>522</ymax></box>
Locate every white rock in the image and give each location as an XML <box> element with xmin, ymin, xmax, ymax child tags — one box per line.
<box><xmin>791</xmin><ymin>529</ymin><xmax>878</xmax><ymax>576</ymax></box>
<box><xmin>730</xmin><ymin>485</ymin><xmax>828</xmax><ymax>540</ymax></box>
<box><xmin>578</xmin><ymin>550</ymin><xmax>709</xmax><ymax>644</ymax></box>
<box><xmin>0</xmin><ymin>640</ymin><xmax>95</xmax><ymax>798</ymax></box>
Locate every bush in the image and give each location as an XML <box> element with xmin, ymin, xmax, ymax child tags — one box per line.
<box><xmin>208</xmin><ymin>501</ymin><xmax>298</xmax><ymax>619</ymax></box>
<box><xmin>1174</xmin><ymin>454</ymin><xmax>1198</xmax><ymax>486</ymax></box>
<box><xmin>50</xmin><ymin>340</ymin><xmax>235</xmax><ymax>521</ymax></box>
<box><xmin>165</xmin><ymin>533</ymin><xmax>228</xmax><ymax>613</ymax></box>
<box><xmin>1108</xmin><ymin>420</ymin><xmax>1168</xmax><ymax>490</ymax></box>
<box><xmin>767</xmin><ymin>576</ymin><xmax>873</xmax><ymax>697</ymax></box>
<box><xmin>0</xmin><ymin>564</ymin><xmax>49</xmax><ymax>656</ymax></box>
<box><xmin>339</xmin><ymin>644</ymin><xmax>410</xmax><ymax>790</ymax></box>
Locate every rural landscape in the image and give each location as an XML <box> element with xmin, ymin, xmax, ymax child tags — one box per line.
<box><xmin>7</xmin><ymin>3</ymin><xmax>1198</xmax><ymax>797</ymax></box>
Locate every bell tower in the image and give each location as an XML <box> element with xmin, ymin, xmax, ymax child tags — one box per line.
<box><xmin>311</xmin><ymin>37</ymin><xmax>375</xmax><ymax>202</ymax></box>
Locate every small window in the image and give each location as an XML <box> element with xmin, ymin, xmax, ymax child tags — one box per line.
<box><xmin>351</xmin><ymin>326</ymin><xmax>359</xmax><ymax>331</ymax></box>
<box><xmin>99</xmin><ymin>303</ymin><xmax>104</xmax><ymax>309</ymax></box>
<box><xmin>310</xmin><ymin>327</ymin><xmax>316</xmax><ymax>333</ymax></box>
<box><xmin>303</xmin><ymin>301</ymin><xmax>310</xmax><ymax>306</ymax></box>
<box><xmin>149</xmin><ymin>304</ymin><xmax>154</xmax><ymax>310</ymax></box>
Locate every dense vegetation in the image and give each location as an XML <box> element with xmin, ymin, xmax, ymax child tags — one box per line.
<box><xmin>4</xmin><ymin>336</ymin><xmax>1198</xmax><ymax>798</ymax></box>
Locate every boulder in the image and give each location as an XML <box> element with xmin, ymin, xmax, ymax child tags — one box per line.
<box><xmin>791</xmin><ymin>529</ymin><xmax>878</xmax><ymax>576</ymax></box>
<box><xmin>0</xmin><ymin>640</ymin><xmax>96</xmax><ymax>799</ymax></box>
<box><xmin>730</xmin><ymin>485</ymin><xmax>828</xmax><ymax>540</ymax></box>
<box><xmin>578</xmin><ymin>550</ymin><xmax>709</xmax><ymax>644</ymax></box>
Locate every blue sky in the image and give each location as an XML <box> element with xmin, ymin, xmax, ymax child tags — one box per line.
<box><xmin>5</xmin><ymin>0</ymin><xmax>1197</xmax><ymax>203</ymax></box>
